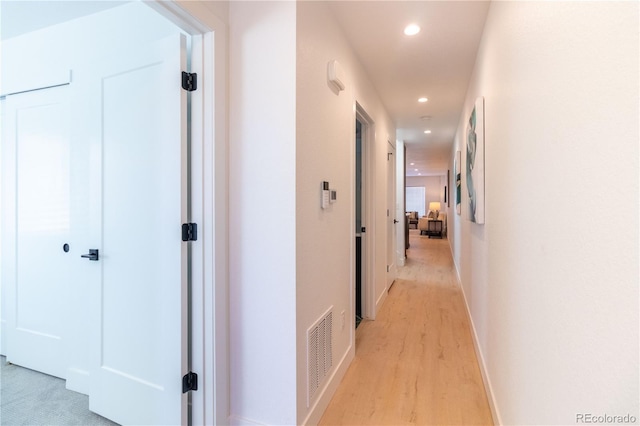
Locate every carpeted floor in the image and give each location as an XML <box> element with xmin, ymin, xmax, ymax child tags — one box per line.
<box><xmin>0</xmin><ymin>356</ymin><xmax>118</xmax><ymax>426</ymax></box>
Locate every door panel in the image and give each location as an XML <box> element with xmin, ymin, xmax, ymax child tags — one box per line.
<box><xmin>89</xmin><ymin>33</ymin><xmax>188</xmax><ymax>426</ymax></box>
<box><xmin>1</xmin><ymin>100</ymin><xmax>5</xmax><ymax>356</ymax></box>
<box><xmin>4</xmin><ymin>86</ymin><xmax>71</xmax><ymax>378</ymax></box>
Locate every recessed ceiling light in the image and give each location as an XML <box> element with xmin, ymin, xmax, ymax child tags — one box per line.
<box><xmin>418</xmin><ymin>97</ymin><xmax>428</xmax><ymax>103</ymax></box>
<box><xmin>414</xmin><ymin>169</ymin><xmax>418</xmax><ymax>172</ymax></box>
<box><xmin>410</xmin><ymin>162</ymin><xmax>415</xmax><ymax>166</ymax></box>
<box><xmin>418</xmin><ymin>173</ymin><xmax>422</xmax><ymax>176</ymax></box>
<box><xmin>404</xmin><ymin>24</ymin><xmax>420</xmax><ymax>36</ymax></box>
<box><xmin>424</xmin><ymin>130</ymin><xmax>432</xmax><ymax>134</ymax></box>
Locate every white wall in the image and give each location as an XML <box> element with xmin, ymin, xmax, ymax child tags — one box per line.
<box><xmin>296</xmin><ymin>2</ymin><xmax>395</xmax><ymax>423</ymax></box>
<box><xmin>227</xmin><ymin>2</ymin><xmax>395</xmax><ymax>424</ymax></box>
<box><xmin>228</xmin><ymin>2</ymin><xmax>297</xmax><ymax>424</ymax></box>
<box><xmin>450</xmin><ymin>2</ymin><xmax>639</xmax><ymax>424</ymax></box>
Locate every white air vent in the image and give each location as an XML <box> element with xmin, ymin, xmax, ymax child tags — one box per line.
<box><xmin>307</xmin><ymin>308</ymin><xmax>333</xmax><ymax>405</ymax></box>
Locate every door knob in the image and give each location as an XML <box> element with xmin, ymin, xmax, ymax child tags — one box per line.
<box><xmin>81</xmin><ymin>249</ymin><xmax>99</xmax><ymax>261</ymax></box>
<box><xmin>393</xmin><ymin>219</ymin><xmax>399</xmax><ymax>224</ymax></box>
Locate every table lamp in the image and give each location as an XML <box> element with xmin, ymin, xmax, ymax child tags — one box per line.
<box><xmin>429</xmin><ymin>202</ymin><xmax>441</xmax><ymax>218</ymax></box>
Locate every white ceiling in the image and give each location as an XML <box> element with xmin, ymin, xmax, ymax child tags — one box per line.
<box><xmin>2</xmin><ymin>1</ymin><xmax>490</xmax><ymax>178</ymax></box>
<box><xmin>0</xmin><ymin>1</ymin><xmax>126</xmax><ymax>40</ymax></box>
<box><xmin>327</xmin><ymin>1</ymin><xmax>490</xmax><ymax>177</ymax></box>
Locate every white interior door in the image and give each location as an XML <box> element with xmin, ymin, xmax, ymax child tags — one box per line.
<box><xmin>0</xmin><ymin>100</ymin><xmax>5</xmax><ymax>356</ymax></box>
<box><xmin>2</xmin><ymin>86</ymin><xmax>72</xmax><ymax>379</ymax></box>
<box><xmin>386</xmin><ymin>142</ymin><xmax>397</xmax><ymax>287</ymax></box>
<box><xmin>88</xmin><ymin>33</ymin><xmax>189</xmax><ymax>426</ymax></box>
<box><xmin>395</xmin><ymin>141</ymin><xmax>406</xmax><ymax>267</ymax></box>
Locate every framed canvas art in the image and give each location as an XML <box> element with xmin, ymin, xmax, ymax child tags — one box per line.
<box><xmin>455</xmin><ymin>150</ymin><xmax>461</xmax><ymax>215</ymax></box>
<box><xmin>466</xmin><ymin>97</ymin><xmax>484</xmax><ymax>224</ymax></box>
<box><xmin>446</xmin><ymin>169</ymin><xmax>450</xmax><ymax>207</ymax></box>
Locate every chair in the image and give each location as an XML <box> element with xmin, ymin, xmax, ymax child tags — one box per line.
<box><xmin>418</xmin><ymin>212</ymin><xmax>447</xmax><ymax>238</ymax></box>
<box><xmin>407</xmin><ymin>211</ymin><xmax>419</xmax><ymax>229</ymax></box>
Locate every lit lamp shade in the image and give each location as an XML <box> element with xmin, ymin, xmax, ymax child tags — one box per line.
<box><xmin>429</xmin><ymin>202</ymin><xmax>441</xmax><ymax>212</ymax></box>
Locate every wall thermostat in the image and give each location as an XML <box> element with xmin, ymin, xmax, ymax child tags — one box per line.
<box><xmin>322</xmin><ymin>181</ymin><xmax>330</xmax><ymax>209</ymax></box>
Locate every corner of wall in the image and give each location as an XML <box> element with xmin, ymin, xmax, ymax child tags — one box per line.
<box><xmin>454</xmin><ymin>266</ymin><xmax>501</xmax><ymax>425</ymax></box>
<box><xmin>375</xmin><ymin>286</ymin><xmax>388</xmax><ymax>317</ymax></box>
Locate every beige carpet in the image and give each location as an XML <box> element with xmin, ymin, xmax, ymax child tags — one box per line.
<box><xmin>0</xmin><ymin>356</ymin><xmax>117</xmax><ymax>426</ymax></box>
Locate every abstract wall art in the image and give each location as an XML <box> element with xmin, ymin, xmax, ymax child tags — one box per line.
<box><xmin>455</xmin><ymin>150</ymin><xmax>461</xmax><ymax>215</ymax></box>
<box><xmin>446</xmin><ymin>169</ymin><xmax>450</xmax><ymax>207</ymax></box>
<box><xmin>466</xmin><ymin>97</ymin><xmax>484</xmax><ymax>224</ymax></box>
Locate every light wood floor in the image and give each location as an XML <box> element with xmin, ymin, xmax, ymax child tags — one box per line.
<box><xmin>319</xmin><ymin>230</ymin><xmax>493</xmax><ymax>426</ymax></box>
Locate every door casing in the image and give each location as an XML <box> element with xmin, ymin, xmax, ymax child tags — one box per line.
<box><xmin>149</xmin><ymin>2</ymin><xmax>229</xmax><ymax>424</ymax></box>
<box><xmin>386</xmin><ymin>140</ymin><xmax>397</xmax><ymax>287</ymax></box>
<box><xmin>395</xmin><ymin>141</ymin><xmax>406</xmax><ymax>267</ymax></box>
<box><xmin>354</xmin><ymin>103</ymin><xmax>376</xmax><ymax>322</ymax></box>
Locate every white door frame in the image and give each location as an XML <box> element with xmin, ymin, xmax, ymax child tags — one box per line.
<box><xmin>386</xmin><ymin>140</ymin><xmax>397</xmax><ymax>287</ymax></box>
<box><xmin>395</xmin><ymin>140</ymin><xmax>406</xmax><ymax>267</ymax></box>
<box><xmin>146</xmin><ymin>2</ymin><xmax>228</xmax><ymax>424</ymax></box>
<box><xmin>355</xmin><ymin>103</ymin><xmax>376</xmax><ymax>321</ymax></box>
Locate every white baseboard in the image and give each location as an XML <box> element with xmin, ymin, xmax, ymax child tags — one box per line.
<box><xmin>65</xmin><ymin>367</ymin><xmax>90</xmax><ymax>395</ymax></box>
<box><xmin>228</xmin><ymin>344</ymin><xmax>355</xmax><ymax>426</ymax></box>
<box><xmin>454</xmin><ymin>266</ymin><xmax>502</xmax><ymax>425</ymax></box>
<box><xmin>229</xmin><ymin>414</ymin><xmax>268</xmax><ymax>425</ymax></box>
<box><xmin>375</xmin><ymin>287</ymin><xmax>388</xmax><ymax>317</ymax></box>
<box><xmin>302</xmin><ymin>342</ymin><xmax>355</xmax><ymax>425</ymax></box>
<box><xmin>0</xmin><ymin>318</ymin><xmax>5</xmax><ymax>356</ymax></box>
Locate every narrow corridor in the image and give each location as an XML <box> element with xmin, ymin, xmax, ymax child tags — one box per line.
<box><xmin>319</xmin><ymin>230</ymin><xmax>493</xmax><ymax>425</ymax></box>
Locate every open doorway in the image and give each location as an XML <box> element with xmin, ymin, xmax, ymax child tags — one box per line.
<box><xmin>2</xmin><ymin>4</ymin><xmax>192</xmax><ymax>424</ymax></box>
<box><xmin>355</xmin><ymin>119</ymin><xmax>364</xmax><ymax>327</ymax></box>
<box><xmin>386</xmin><ymin>140</ymin><xmax>397</xmax><ymax>288</ymax></box>
<box><xmin>354</xmin><ymin>104</ymin><xmax>375</xmax><ymax>329</ymax></box>
<box><xmin>0</xmin><ymin>2</ymin><xmax>226</xmax><ymax>424</ymax></box>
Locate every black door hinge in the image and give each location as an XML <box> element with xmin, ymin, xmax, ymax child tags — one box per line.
<box><xmin>182</xmin><ymin>72</ymin><xmax>197</xmax><ymax>92</ymax></box>
<box><xmin>182</xmin><ymin>371</ymin><xmax>198</xmax><ymax>393</ymax></box>
<box><xmin>182</xmin><ymin>223</ymin><xmax>198</xmax><ymax>241</ymax></box>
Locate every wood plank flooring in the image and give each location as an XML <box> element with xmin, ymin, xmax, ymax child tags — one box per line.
<box><xmin>319</xmin><ymin>230</ymin><xmax>493</xmax><ymax>426</ymax></box>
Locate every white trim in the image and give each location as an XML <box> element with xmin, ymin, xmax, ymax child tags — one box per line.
<box><xmin>355</xmin><ymin>103</ymin><xmax>376</xmax><ymax>321</ymax></box>
<box><xmin>395</xmin><ymin>140</ymin><xmax>406</xmax><ymax>268</ymax></box>
<box><xmin>375</xmin><ymin>288</ymin><xmax>388</xmax><ymax>313</ymax></box>
<box><xmin>0</xmin><ymin>69</ymin><xmax>71</xmax><ymax>97</ymax></box>
<box><xmin>228</xmin><ymin>415</ymin><xmax>268</xmax><ymax>426</ymax></box>
<box><xmin>450</xmin><ymin>240</ymin><xmax>501</xmax><ymax>425</ymax></box>
<box><xmin>147</xmin><ymin>2</ymin><xmax>228</xmax><ymax>424</ymax></box>
<box><xmin>386</xmin><ymin>140</ymin><xmax>397</xmax><ymax>289</ymax></box>
<box><xmin>65</xmin><ymin>367</ymin><xmax>90</xmax><ymax>395</ymax></box>
<box><xmin>301</xmin><ymin>343</ymin><xmax>355</xmax><ymax>426</ymax></box>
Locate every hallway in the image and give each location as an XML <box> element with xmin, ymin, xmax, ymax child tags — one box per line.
<box><xmin>319</xmin><ymin>230</ymin><xmax>493</xmax><ymax>425</ymax></box>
